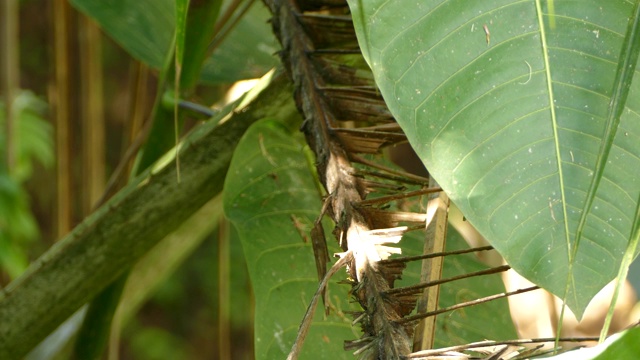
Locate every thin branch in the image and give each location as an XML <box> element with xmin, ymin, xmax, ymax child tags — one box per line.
<box><xmin>379</xmin><ymin>245</ymin><xmax>495</xmax><ymax>265</ymax></box>
<box><xmin>350</xmin><ymin>153</ymin><xmax>431</xmax><ymax>184</ymax></box>
<box><xmin>385</xmin><ymin>265</ymin><xmax>511</xmax><ymax>296</ymax></box>
<box><xmin>310</xmin><ymin>48</ymin><xmax>361</xmax><ymax>54</ymax></box>
<box><xmin>355</xmin><ymin>168</ymin><xmax>429</xmax><ymax>186</ymax></box>
<box><xmin>396</xmin><ymin>286</ymin><xmax>540</xmax><ymax>325</ymax></box>
<box><xmin>178</xmin><ymin>99</ymin><xmax>218</xmax><ymax>118</ymax></box>
<box><xmin>287</xmin><ymin>252</ymin><xmax>352</xmax><ymax>360</ymax></box>
<box><xmin>406</xmin><ymin>336</ymin><xmax>600</xmax><ymax>358</ymax></box>
<box><xmin>358</xmin><ymin>187</ymin><xmax>442</xmax><ymax>206</ymax></box>
<box><xmin>360</xmin><ymin>180</ymin><xmax>407</xmax><ymax>192</ymax></box>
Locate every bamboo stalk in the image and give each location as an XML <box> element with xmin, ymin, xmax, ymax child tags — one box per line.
<box><xmin>79</xmin><ymin>16</ymin><xmax>105</xmax><ymax>212</ymax></box>
<box><xmin>52</xmin><ymin>0</ymin><xmax>73</xmax><ymax>237</ymax></box>
<box><xmin>125</xmin><ymin>61</ymin><xmax>150</xmax><ymax>175</ymax></box>
<box><xmin>1</xmin><ymin>0</ymin><xmax>19</xmax><ymax>173</ymax></box>
<box><xmin>218</xmin><ymin>218</ymin><xmax>231</xmax><ymax>360</ymax></box>
<box><xmin>413</xmin><ymin>188</ymin><xmax>449</xmax><ymax>351</ymax></box>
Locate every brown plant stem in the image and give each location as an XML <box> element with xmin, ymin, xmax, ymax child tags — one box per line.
<box><xmin>378</xmin><ymin>245</ymin><xmax>495</xmax><ymax>265</ymax></box>
<box><xmin>407</xmin><ymin>336</ymin><xmax>600</xmax><ymax>358</ymax></box>
<box><xmin>386</xmin><ymin>265</ymin><xmax>511</xmax><ymax>296</ymax></box>
<box><xmin>397</xmin><ymin>286</ymin><xmax>540</xmax><ymax>325</ymax></box>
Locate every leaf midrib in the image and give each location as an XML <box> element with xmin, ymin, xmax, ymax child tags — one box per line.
<box><xmin>535</xmin><ymin>0</ymin><xmax>572</xmax><ymax>264</ymax></box>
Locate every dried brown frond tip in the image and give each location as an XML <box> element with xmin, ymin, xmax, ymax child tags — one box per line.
<box><xmin>346</xmin><ymin>222</ymin><xmax>406</xmax><ymax>280</ymax></box>
<box><xmin>265</xmin><ymin>0</ymin><xmax>429</xmax><ymax>358</ymax></box>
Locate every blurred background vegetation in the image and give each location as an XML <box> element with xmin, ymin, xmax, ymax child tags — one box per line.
<box><xmin>1</xmin><ymin>0</ymin><xmax>279</xmax><ymax>358</ymax></box>
<box><xmin>4</xmin><ymin>1</ymin><xmax>640</xmax><ymax>359</ymax></box>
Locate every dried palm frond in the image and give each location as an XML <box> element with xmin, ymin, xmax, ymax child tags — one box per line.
<box><xmin>265</xmin><ymin>0</ymin><xmax>427</xmax><ymax>357</ymax></box>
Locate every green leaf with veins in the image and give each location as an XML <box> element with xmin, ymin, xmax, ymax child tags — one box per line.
<box><xmin>224</xmin><ymin>118</ymin><xmax>357</xmax><ymax>359</ymax></box>
<box><xmin>347</xmin><ymin>0</ymin><xmax>640</xmax><ymax>317</ymax></box>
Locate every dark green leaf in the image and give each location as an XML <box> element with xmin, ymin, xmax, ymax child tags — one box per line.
<box><xmin>591</xmin><ymin>327</ymin><xmax>640</xmax><ymax>360</ymax></box>
<box><xmin>179</xmin><ymin>0</ymin><xmax>222</xmax><ymax>89</ymax></box>
<box><xmin>200</xmin><ymin>2</ymin><xmax>279</xmax><ymax>83</ymax></box>
<box><xmin>70</xmin><ymin>0</ymin><xmax>174</xmax><ymax>68</ymax></box>
<box><xmin>175</xmin><ymin>0</ymin><xmax>189</xmax><ymax>68</ymax></box>
<box><xmin>348</xmin><ymin>0</ymin><xmax>640</xmax><ymax>317</ymax></box>
<box><xmin>224</xmin><ymin>118</ymin><xmax>358</xmax><ymax>359</ymax></box>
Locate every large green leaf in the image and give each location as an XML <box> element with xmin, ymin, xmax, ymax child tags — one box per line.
<box><xmin>224</xmin><ymin>118</ymin><xmax>358</xmax><ymax>359</ymax></box>
<box><xmin>348</xmin><ymin>0</ymin><xmax>640</xmax><ymax>317</ymax></box>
